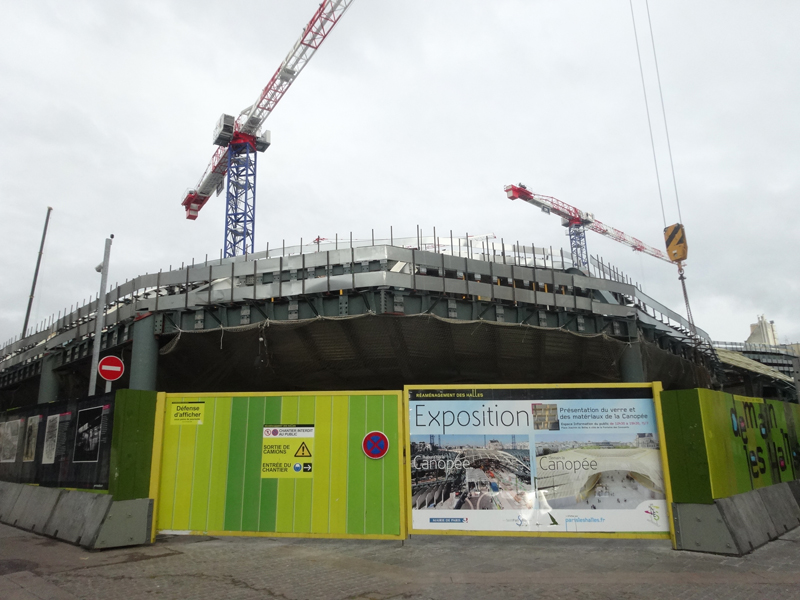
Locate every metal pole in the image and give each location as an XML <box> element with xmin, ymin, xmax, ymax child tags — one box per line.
<box><xmin>22</xmin><ymin>207</ymin><xmax>53</xmax><ymax>339</ymax></box>
<box><xmin>89</xmin><ymin>235</ymin><xmax>114</xmax><ymax>397</ymax></box>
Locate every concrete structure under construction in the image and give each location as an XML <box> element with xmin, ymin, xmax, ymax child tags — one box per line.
<box><xmin>0</xmin><ymin>234</ymin><xmax>753</xmax><ymax>409</ymax></box>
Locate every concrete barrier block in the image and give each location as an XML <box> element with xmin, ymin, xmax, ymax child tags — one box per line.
<box><xmin>43</xmin><ymin>490</ymin><xmax>113</xmax><ymax>547</ymax></box>
<box><xmin>716</xmin><ymin>490</ymin><xmax>777</xmax><ymax>554</ymax></box>
<box><xmin>9</xmin><ymin>486</ymin><xmax>63</xmax><ymax>533</ymax></box>
<box><xmin>6</xmin><ymin>484</ymin><xmax>35</xmax><ymax>528</ymax></box>
<box><xmin>672</xmin><ymin>503</ymin><xmax>739</xmax><ymax>555</ymax></box>
<box><xmin>757</xmin><ymin>483</ymin><xmax>800</xmax><ymax>534</ymax></box>
<box><xmin>787</xmin><ymin>480</ymin><xmax>800</xmax><ymax>507</ymax></box>
<box><xmin>0</xmin><ymin>481</ymin><xmax>24</xmax><ymax>523</ymax></box>
<box><xmin>92</xmin><ymin>499</ymin><xmax>153</xmax><ymax>549</ymax></box>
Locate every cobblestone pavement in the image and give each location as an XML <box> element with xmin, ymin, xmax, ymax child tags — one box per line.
<box><xmin>2</xmin><ymin>523</ymin><xmax>800</xmax><ymax>599</ymax></box>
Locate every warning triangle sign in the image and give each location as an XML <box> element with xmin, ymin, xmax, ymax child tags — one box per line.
<box><xmin>294</xmin><ymin>442</ymin><xmax>312</xmax><ymax>458</ymax></box>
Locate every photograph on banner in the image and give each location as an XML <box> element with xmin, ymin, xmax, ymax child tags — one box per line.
<box><xmin>73</xmin><ymin>407</ymin><xmax>103</xmax><ymax>463</ymax></box>
<box><xmin>42</xmin><ymin>414</ymin><xmax>59</xmax><ymax>464</ymax></box>
<box><xmin>408</xmin><ymin>387</ymin><xmax>668</xmax><ymax>533</ymax></box>
<box><xmin>0</xmin><ymin>419</ymin><xmax>21</xmax><ymax>463</ymax></box>
<box><xmin>23</xmin><ymin>416</ymin><xmax>40</xmax><ymax>462</ymax></box>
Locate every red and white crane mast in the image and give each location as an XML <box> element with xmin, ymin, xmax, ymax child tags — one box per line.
<box><xmin>182</xmin><ymin>0</ymin><xmax>356</xmax><ymax>257</ymax></box>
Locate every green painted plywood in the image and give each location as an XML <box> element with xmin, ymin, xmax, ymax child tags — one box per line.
<box><xmin>311</xmin><ymin>396</ymin><xmax>333</xmax><ymax>533</ymax></box>
<box><xmin>188</xmin><ymin>397</ymin><xmax>215</xmax><ymax>532</ymax></box>
<box><xmin>660</xmin><ymin>389</ymin><xmax>712</xmax><ymax>504</ymax></box>
<box><xmin>382</xmin><ymin>394</ymin><xmax>401</xmax><ymax>535</ymax></box>
<box><xmin>329</xmin><ymin>396</ymin><xmax>350</xmax><ymax>534</ymax></box>
<box><xmin>293</xmin><ymin>396</ymin><xmax>316</xmax><ymax>533</ymax></box>
<box><xmin>346</xmin><ymin>395</ymin><xmax>367</xmax><ymax>535</ymax></box>
<box><xmin>241</xmin><ymin>397</ymin><xmax>266</xmax><ymax>532</ymax></box>
<box><xmin>223</xmin><ymin>397</ymin><xmax>249</xmax><ymax>531</ymax></box>
<box><xmin>171</xmin><ymin>423</ymin><xmax>198</xmax><ymax>531</ymax></box>
<box><xmin>258</xmin><ymin>398</ymin><xmax>282</xmax><ymax>532</ymax></box>
<box><xmin>109</xmin><ymin>390</ymin><xmax>157</xmax><ymax>501</ymax></box>
<box><xmin>158</xmin><ymin>392</ymin><xmax>403</xmax><ymax>538</ymax></box>
<box><xmin>364</xmin><ymin>395</ymin><xmax>384</xmax><ymax>534</ymax></box>
<box><xmin>275</xmin><ymin>397</ymin><xmax>299</xmax><ymax>532</ymax></box>
<box><xmin>207</xmin><ymin>397</ymin><xmax>232</xmax><ymax>532</ymax></box>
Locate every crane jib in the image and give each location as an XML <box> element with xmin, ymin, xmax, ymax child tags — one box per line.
<box><xmin>505</xmin><ymin>183</ymin><xmax>671</xmax><ymax>264</ymax></box>
<box><xmin>182</xmin><ymin>0</ymin><xmax>356</xmax><ymax>224</ymax></box>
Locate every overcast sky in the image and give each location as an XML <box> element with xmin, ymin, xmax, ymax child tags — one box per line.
<box><xmin>1</xmin><ymin>0</ymin><xmax>798</xmax><ymax>348</ymax></box>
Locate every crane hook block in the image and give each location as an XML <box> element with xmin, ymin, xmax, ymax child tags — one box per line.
<box><xmin>664</xmin><ymin>223</ymin><xmax>688</xmax><ymax>262</ymax></box>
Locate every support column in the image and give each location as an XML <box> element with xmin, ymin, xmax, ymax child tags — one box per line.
<box><xmin>37</xmin><ymin>352</ymin><xmax>59</xmax><ymax>404</ymax></box>
<box><xmin>620</xmin><ymin>342</ymin><xmax>647</xmax><ymax>383</ymax></box>
<box><xmin>130</xmin><ymin>314</ymin><xmax>158</xmax><ymax>391</ymax></box>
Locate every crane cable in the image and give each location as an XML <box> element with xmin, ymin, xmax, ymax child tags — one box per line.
<box><xmin>643</xmin><ymin>0</ymin><xmax>683</xmax><ymax>225</ymax></box>
<box><xmin>628</xmin><ymin>0</ymin><xmax>667</xmax><ymax>229</ymax></box>
<box><xmin>629</xmin><ymin>0</ymin><xmax>696</xmax><ymax>338</ymax></box>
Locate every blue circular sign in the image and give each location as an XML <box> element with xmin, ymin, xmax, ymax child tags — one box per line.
<box><xmin>293</xmin><ymin>463</ymin><xmax>302</xmax><ymax>472</ymax></box>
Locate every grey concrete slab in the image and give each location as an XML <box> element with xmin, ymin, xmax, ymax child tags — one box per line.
<box><xmin>9</xmin><ymin>487</ymin><xmax>62</xmax><ymax>534</ymax></box>
<box><xmin>0</xmin><ymin>481</ymin><xmax>23</xmax><ymax>523</ymax></box>
<box><xmin>1</xmin><ymin>571</ymin><xmax>79</xmax><ymax>600</ymax></box>
<box><xmin>92</xmin><ymin>499</ymin><xmax>153</xmax><ymax>549</ymax></box>
<box><xmin>42</xmin><ymin>490</ymin><xmax>113</xmax><ymax>547</ymax></box>
<box><xmin>757</xmin><ymin>483</ymin><xmax>800</xmax><ymax>534</ymax></box>
<box><xmin>787</xmin><ymin>479</ymin><xmax>800</xmax><ymax>507</ymax></box>
<box><xmin>716</xmin><ymin>489</ymin><xmax>778</xmax><ymax>554</ymax></box>
<box><xmin>672</xmin><ymin>503</ymin><xmax>739</xmax><ymax>555</ymax></box>
<box><xmin>4</xmin><ymin>521</ymin><xmax>800</xmax><ymax>599</ymax></box>
<box><xmin>5</xmin><ymin>485</ymin><xmax>35</xmax><ymax>529</ymax></box>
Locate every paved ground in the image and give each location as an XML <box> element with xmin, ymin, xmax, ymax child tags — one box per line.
<box><xmin>2</xmin><ymin>523</ymin><xmax>800</xmax><ymax>599</ymax></box>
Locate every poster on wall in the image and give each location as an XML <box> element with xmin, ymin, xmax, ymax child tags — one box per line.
<box><xmin>408</xmin><ymin>387</ymin><xmax>669</xmax><ymax>534</ymax></box>
<box><xmin>0</xmin><ymin>419</ymin><xmax>21</xmax><ymax>463</ymax></box>
<box><xmin>22</xmin><ymin>416</ymin><xmax>40</xmax><ymax>462</ymax></box>
<box><xmin>42</xmin><ymin>414</ymin><xmax>60</xmax><ymax>464</ymax></box>
<box><xmin>73</xmin><ymin>407</ymin><xmax>103</xmax><ymax>463</ymax></box>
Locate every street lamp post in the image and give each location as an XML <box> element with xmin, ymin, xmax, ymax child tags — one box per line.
<box><xmin>88</xmin><ymin>235</ymin><xmax>113</xmax><ymax>396</ymax></box>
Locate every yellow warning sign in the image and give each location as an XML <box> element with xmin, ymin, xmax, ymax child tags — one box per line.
<box><xmin>261</xmin><ymin>425</ymin><xmax>315</xmax><ymax>478</ymax></box>
<box><xmin>170</xmin><ymin>401</ymin><xmax>205</xmax><ymax>425</ymax></box>
<box><xmin>294</xmin><ymin>442</ymin><xmax>312</xmax><ymax>458</ymax></box>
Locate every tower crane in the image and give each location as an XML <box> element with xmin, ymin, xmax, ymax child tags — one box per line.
<box><xmin>505</xmin><ymin>183</ymin><xmax>697</xmax><ymax>337</ymax></box>
<box><xmin>181</xmin><ymin>0</ymin><xmax>356</xmax><ymax>258</ymax></box>
<box><xmin>504</xmin><ymin>183</ymin><xmax>670</xmax><ymax>269</ymax></box>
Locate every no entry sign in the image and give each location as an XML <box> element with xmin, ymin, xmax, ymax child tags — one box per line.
<box><xmin>97</xmin><ymin>355</ymin><xmax>124</xmax><ymax>381</ymax></box>
<box><xmin>362</xmin><ymin>431</ymin><xmax>389</xmax><ymax>460</ymax></box>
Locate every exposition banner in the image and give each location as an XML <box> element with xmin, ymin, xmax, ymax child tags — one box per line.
<box><xmin>407</xmin><ymin>385</ymin><xmax>669</xmax><ymax>534</ymax></box>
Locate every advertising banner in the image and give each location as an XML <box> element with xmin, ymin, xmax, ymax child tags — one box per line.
<box><xmin>0</xmin><ymin>419</ymin><xmax>21</xmax><ymax>463</ymax></box>
<box><xmin>408</xmin><ymin>386</ymin><xmax>668</xmax><ymax>534</ymax></box>
<box><xmin>22</xmin><ymin>415</ymin><xmax>40</xmax><ymax>462</ymax></box>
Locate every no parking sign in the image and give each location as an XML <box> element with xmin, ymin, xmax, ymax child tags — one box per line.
<box><xmin>362</xmin><ymin>431</ymin><xmax>389</xmax><ymax>460</ymax></box>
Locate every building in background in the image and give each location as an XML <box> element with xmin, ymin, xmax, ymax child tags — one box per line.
<box><xmin>713</xmin><ymin>317</ymin><xmax>799</xmax><ymax>402</ymax></box>
<box><xmin>746</xmin><ymin>315</ymin><xmax>779</xmax><ymax>346</ymax></box>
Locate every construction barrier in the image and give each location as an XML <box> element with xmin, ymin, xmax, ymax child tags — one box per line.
<box><xmin>2</xmin><ymin>385</ymin><xmax>799</xmax><ymax>554</ymax></box>
<box><xmin>153</xmin><ymin>392</ymin><xmax>405</xmax><ymax>539</ymax></box>
<box><xmin>661</xmin><ymin>389</ymin><xmax>800</xmax><ymax>554</ymax></box>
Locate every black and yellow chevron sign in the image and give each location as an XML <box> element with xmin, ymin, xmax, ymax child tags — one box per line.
<box><xmin>664</xmin><ymin>223</ymin><xmax>688</xmax><ymax>262</ymax></box>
